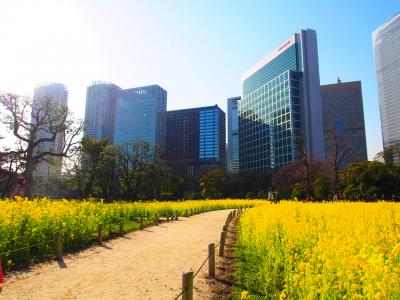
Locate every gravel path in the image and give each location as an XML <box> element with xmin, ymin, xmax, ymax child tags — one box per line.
<box><xmin>0</xmin><ymin>209</ymin><xmax>232</xmax><ymax>300</ymax></box>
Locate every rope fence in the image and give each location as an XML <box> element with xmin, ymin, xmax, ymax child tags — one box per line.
<box><xmin>0</xmin><ymin>209</ymin><xmax>193</xmax><ymax>275</ymax></box>
<box><xmin>0</xmin><ymin>205</ymin><xmax>247</xmax><ymax>297</ymax></box>
<box><xmin>173</xmin><ymin>207</ymin><xmax>243</xmax><ymax>300</ymax></box>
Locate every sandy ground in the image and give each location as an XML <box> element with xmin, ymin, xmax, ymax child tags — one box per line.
<box><xmin>0</xmin><ymin>209</ymin><xmax>233</xmax><ymax>300</ymax></box>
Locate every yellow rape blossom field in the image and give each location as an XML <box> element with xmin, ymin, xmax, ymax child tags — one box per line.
<box><xmin>234</xmin><ymin>202</ymin><xmax>400</xmax><ymax>299</ymax></box>
<box><xmin>0</xmin><ymin>197</ymin><xmax>262</xmax><ymax>271</ymax></box>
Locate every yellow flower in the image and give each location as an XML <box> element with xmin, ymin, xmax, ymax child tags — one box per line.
<box><xmin>241</xmin><ymin>290</ymin><xmax>250</xmax><ymax>299</ymax></box>
<box><xmin>279</xmin><ymin>291</ymin><xmax>287</xmax><ymax>300</ymax></box>
<box><xmin>315</xmin><ymin>274</ymin><xmax>323</xmax><ymax>281</ymax></box>
<box><xmin>374</xmin><ymin>292</ymin><xmax>384</xmax><ymax>300</ymax></box>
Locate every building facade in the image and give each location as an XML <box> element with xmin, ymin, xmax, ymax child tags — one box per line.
<box><xmin>239</xmin><ymin>29</ymin><xmax>324</xmax><ymax>173</ymax></box>
<box><xmin>84</xmin><ymin>82</ymin><xmax>120</xmax><ymax>143</ymax></box>
<box><xmin>321</xmin><ymin>80</ymin><xmax>368</xmax><ymax>169</ymax></box>
<box><xmin>373</xmin><ymin>12</ymin><xmax>400</xmax><ymax>163</ymax></box>
<box><xmin>32</xmin><ymin>82</ymin><xmax>68</xmax><ymax>177</ymax></box>
<box><xmin>227</xmin><ymin>96</ymin><xmax>240</xmax><ymax>173</ymax></box>
<box><xmin>166</xmin><ymin>105</ymin><xmax>225</xmax><ymax>177</ymax></box>
<box><xmin>84</xmin><ymin>83</ymin><xmax>167</xmax><ymax>151</ymax></box>
<box><xmin>114</xmin><ymin>85</ymin><xmax>167</xmax><ymax>151</ymax></box>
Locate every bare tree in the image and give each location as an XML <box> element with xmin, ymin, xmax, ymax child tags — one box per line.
<box><xmin>294</xmin><ymin>135</ymin><xmax>313</xmax><ymax>195</ymax></box>
<box><xmin>325</xmin><ymin>127</ymin><xmax>352</xmax><ymax>196</ymax></box>
<box><xmin>0</xmin><ymin>146</ymin><xmax>23</xmax><ymax>197</ymax></box>
<box><xmin>0</xmin><ymin>93</ymin><xmax>83</xmax><ymax>196</ymax></box>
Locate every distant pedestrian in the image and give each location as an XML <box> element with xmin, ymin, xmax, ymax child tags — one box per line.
<box><xmin>11</xmin><ymin>178</ymin><xmax>26</xmax><ymax>197</ymax></box>
<box><xmin>305</xmin><ymin>193</ymin><xmax>311</xmax><ymax>203</ymax></box>
<box><xmin>274</xmin><ymin>192</ymin><xmax>280</xmax><ymax>204</ymax></box>
<box><xmin>268</xmin><ymin>190</ymin><xmax>274</xmax><ymax>203</ymax></box>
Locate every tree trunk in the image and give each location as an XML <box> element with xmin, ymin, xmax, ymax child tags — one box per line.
<box><xmin>24</xmin><ymin>160</ymin><xmax>34</xmax><ymax>198</ymax></box>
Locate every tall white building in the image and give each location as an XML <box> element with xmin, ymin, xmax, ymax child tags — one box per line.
<box><xmin>373</xmin><ymin>12</ymin><xmax>400</xmax><ymax>163</ymax></box>
<box><xmin>32</xmin><ymin>83</ymin><xmax>68</xmax><ymax>177</ymax></box>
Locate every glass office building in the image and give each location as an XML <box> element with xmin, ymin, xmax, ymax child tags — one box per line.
<box><xmin>84</xmin><ymin>83</ymin><xmax>167</xmax><ymax>152</ymax></box>
<box><xmin>373</xmin><ymin>12</ymin><xmax>400</xmax><ymax>163</ymax></box>
<box><xmin>166</xmin><ymin>105</ymin><xmax>225</xmax><ymax>177</ymax></box>
<box><xmin>84</xmin><ymin>82</ymin><xmax>120</xmax><ymax>143</ymax></box>
<box><xmin>321</xmin><ymin>80</ymin><xmax>368</xmax><ymax>169</ymax></box>
<box><xmin>239</xmin><ymin>29</ymin><xmax>324</xmax><ymax>172</ymax></box>
<box><xmin>227</xmin><ymin>96</ymin><xmax>240</xmax><ymax>173</ymax></box>
<box><xmin>32</xmin><ymin>82</ymin><xmax>68</xmax><ymax>178</ymax></box>
<box><xmin>113</xmin><ymin>85</ymin><xmax>167</xmax><ymax>151</ymax></box>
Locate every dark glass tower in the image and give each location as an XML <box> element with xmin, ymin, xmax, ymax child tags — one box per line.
<box><xmin>239</xmin><ymin>29</ymin><xmax>324</xmax><ymax>173</ymax></box>
<box><xmin>166</xmin><ymin>105</ymin><xmax>226</xmax><ymax>177</ymax></box>
<box><xmin>321</xmin><ymin>80</ymin><xmax>368</xmax><ymax>169</ymax></box>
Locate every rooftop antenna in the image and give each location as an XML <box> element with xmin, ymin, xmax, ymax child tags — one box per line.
<box><xmin>337</xmin><ymin>76</ymin><xmax>342</xmax><ymax>84</ymax></box>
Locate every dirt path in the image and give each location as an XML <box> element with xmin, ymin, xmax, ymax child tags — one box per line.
<box><xmin>0</xmin><ymin>210</ymin><xmax>233</xmax><ymax>300</ymax></box>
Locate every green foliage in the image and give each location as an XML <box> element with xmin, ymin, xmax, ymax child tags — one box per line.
<box><xmin>199</xmin><ymin>169</ymin><xmax>226</xmax><ymax>199</ymax></box>
<box><xmin>184</xmin><ymin>191</ymin><xmax>203</xmax><ymax>200</ymax></box>
<box><xmin>313</xmin><ymin>174</ymin><xmax>331</xmax><ymax>200</ymax></box>
<box><xmin>291</xmin><ymin>183</ymin><xmax>306</xmax><ymax>200</ymax></box>
<box><xmin>75</xmin><ymin>139</ymin><xmax>178</xmax><ymax>201</ymax></box>
<box><xmin>342</xmin><ymin>161</ymin><xmax>400</xmax><ymax>199</ymax></box>
<box><xmin>246</xmin><ymin>191</ymin><xmax>255</xmax><ymax>199</ymax></box>
<box><xmin>256</xmin><ymin>189</ymin><xmax>267</xmax><ymax>199</ymax></box>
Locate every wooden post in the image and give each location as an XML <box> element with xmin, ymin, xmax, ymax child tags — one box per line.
<box><xmin>190</xmin><ymin>208</ymin><xmax>193</xmax><ymax>216</ymax></box>
<box><xmin>219</xmin><ymin>231</ymin><xmax>225</xmax><ymax>257</ymax></box>
<box><xmin>55</xmin><ymin>232</ymin><xmax>62</xmax><ymax>260</ymax></box>
<box><xmin>167</xmin><ymin>215</ymin><xmax>170</xmax><ymax>222</ymax></box>
<box><xmin>182</xmin><ymin>271</ymin><xmax>193</xmax><ymax>300</ymax></box>
<box><xmin>208</xmin><ymin>243</ymin><xmax>215</xmax><ymax>277</ymax></box>
<box><xmin>155</xmin><ymin>214</ymin><xmax>159</xmax><ymax>226</ymax></box>
<box><xmin>98</xmin><ymin>224</ymin><xmax>103</xmax><ymax>245</ymax></box>
<box><xmin>185</xmin><ymin>209</ymin><xmax>188</xmax><ymax>217</ymax></box>
<box><xmin>140</xmin><ymin>216</ymin><xmax>144</xmax><ymax>230</ymax></box>
<box><xmin>176</xmin><ymin>210</ymin><xmax>179</xmax><ymax>220</ymax></box>
<box><xmin>120</xmin><ymin>218</ymin><xmax>124</xmax><ymax>235</ymax></box>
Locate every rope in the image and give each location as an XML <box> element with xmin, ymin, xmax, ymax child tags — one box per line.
<box><xmin>173</xmin><ymin>288</ymin><xmax>185</xmax><ymax>300</ymax></box>
<box><xmin>193</xmin><ymin>240</ymin><xmax>221</xmax><ymax>279</ymax></box>
<box><xmin>173</xmin><ymin>240</ymin><xmax>221</xmax><ymax>299</ymax></box>
<box><xmin>0</xmin><ymin>239</ymin><xmax>54</xmax><ymax>257</ymax></box>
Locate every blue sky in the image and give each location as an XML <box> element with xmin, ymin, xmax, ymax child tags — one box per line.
<box><xmin>0</xmin><ymin>0</ymin><xmax>399</xmax><ymax>158</ymax></box>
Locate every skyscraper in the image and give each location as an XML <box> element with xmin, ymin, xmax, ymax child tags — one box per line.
<box><xmin>166</xmin><ymin>105</ymin><xmax>226</xmax><ymax>177</ymax></box>
<box><xmin>114</xmin><ymin>85</ymin><xmax>167</xmax><ymax>151</ymax></box>
<box><xmin>373</xmin><ymin>12</ymin><xmax>400</xmax><ymax>163</ymax></box>
<box><xmin>84</xmin><ymin>82</ymin><xmax>120</xmax><ymax>143</ymax></box>
<box><xmin>321</xmin><ymin>80</ymin><xmax>368</xmax><ymax>169</ymax></box>
<box><xmin>239</xmin><ymin>29</ymin><xmax>324</xmax><ymax>173</ymax></box>
<box><xmin>83</xmin><ymin>83</ymin><xmax>167</xmax><ymax>151</ymax></box>
<box><xmin>227</xmin><ymin>96</ymin><xmax>240</xmax><ymax>173</ymax></box>
<box><xmin>32</xmin><ymin>82</ymin><xmax>68</xmax><ymax>177</ymax></box>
